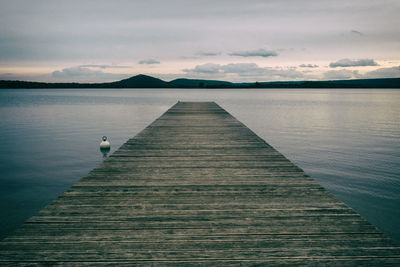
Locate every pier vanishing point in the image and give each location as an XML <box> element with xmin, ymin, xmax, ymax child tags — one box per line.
<box><xmin>1</xmin><ymin>102</ymin><xmax>400</xmax><ymax>265</ymax></box>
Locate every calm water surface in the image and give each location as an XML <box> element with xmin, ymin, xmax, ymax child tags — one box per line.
<box><xmin>0</xmin><ymin>89</ymin><xmax>399</xmax><ymax>243</ymax></box>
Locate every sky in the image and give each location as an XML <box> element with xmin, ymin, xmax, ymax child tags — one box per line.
<box><xmin>0</xmin><ymin>0</ymin><xmax>400</xmax><ymax>83</ymax></box>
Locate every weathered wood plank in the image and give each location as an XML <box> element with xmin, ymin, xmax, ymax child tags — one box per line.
<box><xmin>0</xmin><ymin>101</ymin><xmax>399</xmax><ymax>265</ymax></box>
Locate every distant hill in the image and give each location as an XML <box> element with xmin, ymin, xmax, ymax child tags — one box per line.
<box><xmin>109</xmin><ymin>74</ymin><xmax>171</xmax><ymax>88</ymax></box>
<box><xmin>0</xmin><ymin>75</ymin><xmax>399</xmax><ymax>89</ymax></box>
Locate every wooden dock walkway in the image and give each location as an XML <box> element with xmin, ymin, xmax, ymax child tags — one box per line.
<box><xmin>1</xmin><ymin>101</ymin><xmax>399</xmax><ymax>265</ymax></box>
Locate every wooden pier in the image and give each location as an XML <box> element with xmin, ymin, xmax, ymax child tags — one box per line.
<box><xmin>1</xmin><ymin>101</ymin><xmax>399</xmax><ymax>265</ymax></box>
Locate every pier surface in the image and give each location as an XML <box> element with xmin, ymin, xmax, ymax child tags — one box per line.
<box><xmin>1</xmin><ymin>101</ymin><xmax>399</xmax><ymax>265</ymax></box>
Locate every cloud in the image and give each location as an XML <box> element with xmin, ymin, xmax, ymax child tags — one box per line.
<box><xmin>183</xmin><ymin>63</ymin><xmax>304</xmax><ymax>81</ymax></box>
<box><xmin>183</xmin><ymin>63</ymin><xmax>265</xmax><ymax>76</ymax></box>
<box><xmin>221</xmin><ymin>63</ymin><xmax>266</xmax><ymax>75</ymax></box>
<box><xmin>197</xmin><ymin>51</ymin><xmax>221</xmax><ymax>56</ymax></box>
<box><xmin>350</xmin><ymin>30</ymin><xmax>364</xmax><ymax>36</ymax></box>
<box><xmin>363</xmin><ymin>66</ymin><xmax>400</xmax><ymax>79</ymax></box>
<box><xmin>329</xmin><ymin>58</ymin><xmax>378</xmax><ymax>68</ymax></box>
<box><xmin>138</xmin><ymin>59</ymin><xmax>160</xmax><ymax>64</ymax></box>
<box><xmin>52</xmin><ymin>66</ymin><xmax>127</xmax><ymax>82</ymax></box>
<box><xmin>299</xmin><ymin>64</ymin><xmax>319</xmax><ymax>68</ymax></box>
<box><xmin>229</xmin><ymin>49</ymin><xmax>278</xmax><ymax>58</ymax></box>
<box><xmin>79</xmin><ymin>64</ymin><xmax>130</xmax><ymax>69</ymax></box>
<box><xmin>324</xmin><ymin>66</ymin><xmax>400</xmax><ymax>80</ymax></box>
<box><xmin>183</xmin><ymin>63</ymin><xmax>222</xmax><ymax>74</ymax></box>
<box><xmin>323</xmin><ymin>69</ymin><xmax>361</xmax><ymax>80</ymax></box>
<box><xmin>0</xmin><ymin>73</ymin><xmax>33</xmax><ymax>81</ymax></box>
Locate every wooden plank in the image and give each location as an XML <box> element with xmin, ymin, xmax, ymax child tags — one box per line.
<box><xmin>1</xmin><ymin>101</ymin><xmax>399</xmax><ymax>265</ymax></box>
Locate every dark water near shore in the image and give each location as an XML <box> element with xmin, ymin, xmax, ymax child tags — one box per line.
<box><xmin>0</xmin><ymin>89</ymin><xmax>399</xmax><ymax>243</ymax></box>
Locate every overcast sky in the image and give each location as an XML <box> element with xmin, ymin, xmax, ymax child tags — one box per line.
<box><xmin>1</xmin><ymin>0</ymin><xmax>400</xmax><ymax>82</ymax></box>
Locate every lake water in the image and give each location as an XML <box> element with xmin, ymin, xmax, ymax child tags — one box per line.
<box><xmin>0</xmin><ymin>89</ymin><xmax>399</xmax><ymax>243</ymax></box>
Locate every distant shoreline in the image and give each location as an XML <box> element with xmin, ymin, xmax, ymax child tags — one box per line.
<box><xmin>1</xmin><ymin>74</ymin><xmax>399</xmax><ymax>89</ymax></box>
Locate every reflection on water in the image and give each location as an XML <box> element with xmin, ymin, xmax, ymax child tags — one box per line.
<box><xmin>0</xmin><ymin>88</ymin><xmax>399</xmax><ymax>243</ymax></box>
<box><xmin>100</xmin><ymin>147</ymin><xmax>110</xmax><ymax>158</ymax></box>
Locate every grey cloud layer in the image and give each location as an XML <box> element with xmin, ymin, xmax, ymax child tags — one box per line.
<box><xmin>329</xmin><ymin>58</ymin><xmax>379</xmax><ymax>68</ymax></box>
<box><xmin>363</xmin><ymin>66</ymin><xmax>400</xmax><ymax>78</ymax></box>
<box><xmin>299</xmin><ymin>64</ymin><xmax>319</xmax><ymax>68</ymax></box>
<box><xmin>184</xmin><ymin>63</ymin><xmax>400</xmax><ymax>81</ymax></box>
<box><xmin>1</xmin><ymin>0</ymin><xmax>399</xmax><ymax>82</ymax></box>
<box><xmin>323</xmin><ymin>70</ymin><xmax>361</xmax><ymax>80</ymax></box>
<box><xmin>324</xmin><ymin>66</ymin><xmax>400</xmax><ymax>80</ymax></box>
<box><xmin>3</xmin><ymin>0</ymin><xmax>397</xmax><ymax>63</ymax></box>
<box><xmin>197</xmin><ymin>51</ymin><xmax>221</xmax><ymax>56</ymax></box>
<box><xmin>47</xmin><ymin>63</ymin><xmax>400</xmax><ymax>82</ymax></box>
<box><xmin>138</xmin><ymin>59</ymin><xmax>160</xmax><ymax>64</ymax></box>
<box><xmin>229</xmin><ymin>49</ymin><xmax>278</xmax><ymax>58</ymax></box>
<box><xmin>52</xmin><ymin>66</ymin><xmax>127</xmax><ymax>82</ymax></box>
<box><xmin>79</xmin><ymin>65</ymin><xmax>131</xmax><ymax>69</ymax></box>
<box><xmin>350</xmin><ymin>30</ymin><xmax>364</xmax><ymax>36</ymax></box>
<box><xmin>184</xmin><ymin>63</ymin><xmax>304</xmax><ymax>81</ymax></box>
